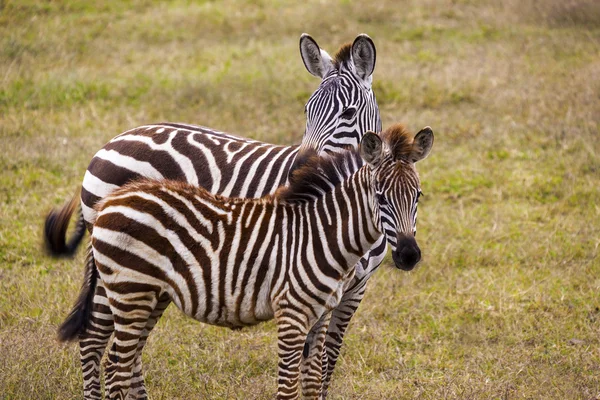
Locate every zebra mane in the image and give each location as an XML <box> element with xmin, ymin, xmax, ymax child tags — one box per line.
<box><xmin>333</xmin><ymin>43</ymin><xmax>352</xmax><ymax>70</ymax></box>
<box><xmin>275</xmin><ymin>148</ymin><xmax>362</xmax><ymax>203</ymax></box>
<box><xmin>382</xmin><ymin>124</ymin><xmax>415</xmax><ymax>161</ymax></box>
<box><xmin>275</xmin><ymin>124</ymin><xmax>415</xmax><ymax>203</ymax></box>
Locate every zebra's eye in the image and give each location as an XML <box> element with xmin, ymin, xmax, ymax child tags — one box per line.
<box><xmin>378</xmin><ymin>194</ymin><xmax>388</xmax><ymax>206</ymax></box>
<box><xmin>417</xmin><ymin>190</ymin><xmax>423</xmax><ymax>200</ymax></box>
<box><xmin>340</xmin><ymin>107</ymin><xmax>356</xmax><ymax>120</ymax></box>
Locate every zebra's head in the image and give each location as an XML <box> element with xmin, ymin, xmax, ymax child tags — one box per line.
<box><xmin>297</xmin><ymin>33</ymin><xmax>380</xmax><ymax>158</ymax></box>
<box><xmin>360</xmin><ymin>125</ymin><xmax>434</xmax><ymax>271</ymax></box>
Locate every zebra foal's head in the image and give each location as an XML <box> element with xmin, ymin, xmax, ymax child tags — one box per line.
<box><xmin>360</xmin><ymin>125</ymin><xmax>434</xmax><ymax>271</ymax></box>
<box><xmin>297</xmin><ymin>33</ymin><xmax>381</xmax><ymax>159</ymax></box>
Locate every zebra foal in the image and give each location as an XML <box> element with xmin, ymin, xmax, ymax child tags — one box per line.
<box><xmin>59</xmin><ymin>124</ymin><xmax>434</xmax><ymax>399</ymax></box>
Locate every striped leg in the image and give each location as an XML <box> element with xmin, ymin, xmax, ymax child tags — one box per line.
<box><xmin>104</xmin><ymin>286</ymin><xmax>158</xmax><ymax>400</ymax></box>
<box><xmin>276</xmin><ymin>318</ymin><xmax>305</xmax><ymax>399</ymax></box>
<box><xmin>301</xmin><ymin>312</ymin><xmax>332</xmax><ymax>399</ymax></box>
<box><xmin>321</xmin><ymin>236</ymin><xmax>387</xmax><ymax>397</ymax></box>
<box><xmin>320</xmin><ymin>277</ymin><xmax>368</xmax><ymax>398</ymax></box>
<box><xmin>76</xmin><ymin>251</ymin><xmax>168</xmax><ymax>399</ymax></box>
<box><xmin>79</xmin><ymin>280</ymin><xmax>114</xmax><ymax>399</ymax></box>
<box><xmin>126</xmin><ymin>294</ymin><xmax>171</xmax><ymax>400</ymax></box>
<box><xmin>276</xmin><ymin>299</ymin><xmax>324</xmax><ymax>400</ymax></box>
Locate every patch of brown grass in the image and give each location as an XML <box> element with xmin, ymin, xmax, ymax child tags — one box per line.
<box><xmin>525</xmin><ymin>0</ymin><xmax>600</xmax><ymax>27</ymax></box>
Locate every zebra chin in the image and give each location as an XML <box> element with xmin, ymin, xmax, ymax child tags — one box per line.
<box><xmin>391</xmin><ymin>233</ymin><xmax>421</xmax><ymax>271</ymax></box>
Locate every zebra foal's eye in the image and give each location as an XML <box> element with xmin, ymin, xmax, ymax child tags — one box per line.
<box><xmin>377</xmin><ymin>194</ymin><xmax>388</xmax><ymax>205</ymax></box>
<box><xmin>340</xmin><ymin>107</ymin><xmax>356</xmax><ymax>119</ymax></box>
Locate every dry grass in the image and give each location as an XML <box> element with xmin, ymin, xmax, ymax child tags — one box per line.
<box><xmin>1</xmin><ymin>0</ymin><xmax>599</xmax><ymax>398</ymax></box>
<box><xmin>515</xmin><ymin>0</ymin><xmax>600</xmax><ymax>27</ymax></box>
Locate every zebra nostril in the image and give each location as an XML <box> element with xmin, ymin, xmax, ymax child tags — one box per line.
<box><xmin>412</xmin><ymin>247</ymin><xmax>421</xmax><ymax>264</ymax></box>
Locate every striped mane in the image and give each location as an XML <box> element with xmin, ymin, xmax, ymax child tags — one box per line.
<box><xmin>276</xmin><ymin>124</ymin><xmax>416</xmax><ymax>203</ymax></box>
<box><xmin>275</xmin><ymin>148</ymin><xmax>362</xmax><ymax>203</ymax></box>
<box><xmin>382</xmin><ymin>124</ymin><xmax>414</xmax><ymax>161</ymax></box>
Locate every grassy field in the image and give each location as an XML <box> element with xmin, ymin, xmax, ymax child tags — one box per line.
<box><xmin>1</xmin><ymin>0</ymin><xmax>600</xmax><ymax>398</ymax></box>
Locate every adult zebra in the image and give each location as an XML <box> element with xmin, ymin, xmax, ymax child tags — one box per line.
<box><xmin>47</xmin><ymin>34</ymin><xmax>383</xmax><ymax>398</ymax></box>
<box><xmin>60</xmin><ymin>126</ymin><xmax>434</xmax><ymax>400</ymax></box>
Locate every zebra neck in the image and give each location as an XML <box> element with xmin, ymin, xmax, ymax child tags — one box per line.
<box><xmin>311</xmin><ymin>167</ymin><xmax>380</xmax><ymax>274</ymax></box>
<box><xmin>348</xmin><ymin>168</ymin><xmax>381</xmax><ymax>255</ymax></box>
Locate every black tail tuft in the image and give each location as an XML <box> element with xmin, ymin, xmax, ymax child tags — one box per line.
<box><xmin>58</xmin><ymin>247</ymin><xmax>98</xmax><ymax>342</ymax></box>
<box><xmin>44</xmin><ymin>190</ymin><xmax>87</xmax><ymax>258</ymax></box>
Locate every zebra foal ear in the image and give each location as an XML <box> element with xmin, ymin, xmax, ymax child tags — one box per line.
<box><xmin>300</xmin><ymin>33</ymin><xmax>334</xmax><ymax>78</ymax></box>
<box><xmin>360</xmin><ymin>131</ymin><xmax>383</xmax><ymax>167</ymax></box>
<box><xmin>351</xmin><ymin>34</ymin><xmax>376</xmax><ymax>82</ymax></box>
<box><xmin>410</xmin><ymin>127</ymin><xmax>434</xmax><ymax>163</ymax></box>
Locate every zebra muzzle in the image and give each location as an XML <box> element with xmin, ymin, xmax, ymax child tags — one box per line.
<box><xmin>392</xmin><ymin>234</ymin><xmax>421</xmax><ymax>271</ymax></box>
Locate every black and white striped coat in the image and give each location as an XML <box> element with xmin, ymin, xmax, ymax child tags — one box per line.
<box><xmin>47</xmin><ymin>34</ymin><xmax>386</xmax><ymax>398</ymax></box>
<box><xmin>62</xmin><ymin>126</ymin><xmax>433</xmax><ymax>400</ymax></box>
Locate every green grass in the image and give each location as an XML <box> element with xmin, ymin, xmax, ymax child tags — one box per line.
<box><xmin>1</xmin><ymin>0</ymin><xmax>599</xmax><ymax>398</ymax></box>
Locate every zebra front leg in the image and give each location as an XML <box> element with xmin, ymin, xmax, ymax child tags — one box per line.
<box><xmin>322</xmin><ymin>237</ymin><xmax>386</xmax><ymax>397</ymax></box>
<box><xmin>275</xmin><ymin>310</ymin><xmax>313</xmax><ymax>400</ymax></box>
<box><xmin>104</xmin><ymin>289</ymin><xmax>158</xmax><ymax>400</ymax></box>
<box><xmin>321</xmin><ymin>276</ymin><xmax>369</xmax><ymax>397</ymax></box>
<box><xmin>301</xmin><ymin>312</ymin><xmax>332</xmax><ymax>399</ymax></box>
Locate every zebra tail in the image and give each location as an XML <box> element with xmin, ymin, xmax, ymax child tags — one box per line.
<box><xmin>44</xmin><ymin>190</ymin><xmax>86</xmax><ymax>258</ymax></box>
<box><xmin>58</xmin><ymin>247</ymin><xmax>97</xmax><ymax>342</ymax></box>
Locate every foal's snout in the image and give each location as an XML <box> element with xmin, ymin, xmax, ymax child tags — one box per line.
<box><xmin>392</xmin><ymin>233</ymin><xmax>421</xmax><ymax>271</ymax></box>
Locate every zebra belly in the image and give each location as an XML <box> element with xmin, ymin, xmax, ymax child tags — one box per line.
<box><xmin>181</xmin><ymin>297</ymin><xmax>275</xmax><ymax>330</ymax></box>
<box><xmin>163</xmin><ymin>268</ymin><xmax>275</xmax><ymax>329</ymax></box>
<box><xmin>212</xmin><ymin>301</ymin><xmax>275</xmax><ymax>329</ymax></box>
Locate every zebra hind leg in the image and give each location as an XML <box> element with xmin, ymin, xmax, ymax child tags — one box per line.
<box><xmin>126</xmin><ymin>293</ymin><xmax>171</xmax><ymax>400</ymax></box>
<box><xmin>300</xmin><ymin>312</ymin><xmax>332</xmax><ymax>399</ymax></box>
<box><xmin>104</xmin><ymin>287</ymin><xmax>159</xmax><ymax>400</ymax></box>
<box><xmin>79</xmin><ymin>281</ymin><xmax>114</xmax><ymax>400</ymax></box>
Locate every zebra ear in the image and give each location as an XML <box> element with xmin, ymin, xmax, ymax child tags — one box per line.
<box><xmin>410</xmin><ymin>127</ymin><xmax>434</xmax><ymax>163</ymax></box>
<box><xmin>360</xmin><ymin>131</ymin><xmax>383</xmax><ymax>167</ymax></box>
<box><xmin>300</xmin><ymin>33</ymin><xmax>334</xmax><ymax>79</ymax></box>
<box><xmin>351</xmin><ymin>34</ymin><xmax>376</xmax><ymax>82</ymax></box>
